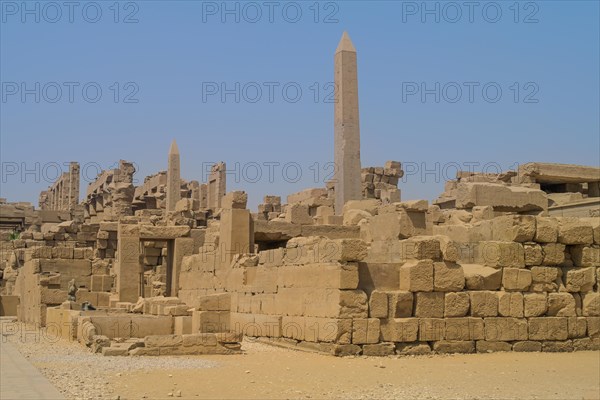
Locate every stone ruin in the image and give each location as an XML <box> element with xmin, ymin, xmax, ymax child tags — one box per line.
<box><xmin>1</xmin><ymin>32</ymin><xmax>599</xmax><ymax>357</ymax></box>
<box><xmin>39</xmin><ymin>161</ymin><xmax>80</xmax><ymax>212</ymax></box>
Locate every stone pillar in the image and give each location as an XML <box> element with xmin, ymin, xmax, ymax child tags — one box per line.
<box><xmin>588</xmin><ymin>181</ymin><xmax>600</xmax><ymax>197</ymax></box>
<box><xmin>334</xmin><ymin>31</ymin><xmax>362</xmax><ymax>214</ymax></box>
<box><xmin>58</xmin><ymin>181</ymin><xmax>63</xmax><ymax>210</ymax></box>
<box><xmin>166</xmin><ymin>140</ymin><xmax>181</xmax><ymax>211</ymax></box>
<box><xmin>171</xmin><ymin>237</ymin><xmax>195</xmax><ymax>296</ymax></box>
<box><xmin>68</xmin><ymin>162</ymin><xmax>80</xmax><ymax>209</ymax></box>
<box><xmin>116</xmin><ymin>223</ymin><xmax>140</xmax><ymax>303</ymax></box>
<box><xmin>219</xmin><ymin>208</ymin><xmax>254</xmax><ymax>266</ymax></box>
<box><xmin>199</xmin><ymin>184</ymin><xmax>208</xmax><ymax>209</ymax></box>
<box><xmin>208</xmin><ymin>162</ymin><xmax>226</xmax><ymax>210</ymax></box>
<box><xmin>189</xmin><ymin>180</ymin><xmax>200</xmax><ymax>210</ymax></box>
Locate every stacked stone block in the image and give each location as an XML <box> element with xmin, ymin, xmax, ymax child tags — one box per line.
<box><xmin>177</xmin><ymin>210</ymin><xmax>599</xmax><ymax>356</ymax></box>
<box><xmin>361</xmin><ymin>161</ymin><xmax>403</xmax><ymax>204</ymax></box>
<box><xmin>256</xmin><ymin>196</ymin><xmax>282</xmax><ymax>221</ymax></box>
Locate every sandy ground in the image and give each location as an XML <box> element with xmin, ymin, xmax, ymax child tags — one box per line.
<box><xmin>2</xmin><ymin>319</ymin><xmax>599</xmax><ymax>400</ymax></box>
<box><xmin>114</xmin><ymin>340</ymin><xmax>600</xmax><ymax>400</ymax></box>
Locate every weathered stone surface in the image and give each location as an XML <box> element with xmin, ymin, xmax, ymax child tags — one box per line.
<box><xmin>476</xmin><ymin>241</ymin><xmax>524</xmax><ymax>269</ymax></box>
<box><xmin>369</xmin><ymin>211</ymin><xmax>414</xmax><ymax>241</ymax></box>
<box><xmin>397</xmin><ymin>199</ymin><xmax>428</xmax><ymax>212</ymax></box>
<box><xmin>512</xmin><ymin>341</ymin><xmax>542</xmax><ymax>352</ymax></box>
<box><xmin>222</xmin><ymin>191</ymin><xmax>248</xmax><ymax>209</ymax></box>
<box><xmin>198</xmin><ymin>293</ymin><xmax>231</xmax><ymax>311</ymax></box>
<box><xmin>331</xmin><ymin>344</ymin><xmax>362</xmax><ymax>356</ymax></box>
<box><xmin>484</xmin><ymin>317</ymin><xmax>528</xmax><ymax>341</ymax></box>
<box><xmin>492</xmin><ymin>215</ymin><xmax>536</xmax><ymax>242</ymax></box>
<box><xmin>433</xmin><ymin>261</ymin><xmax>464</xmax><ymax>292</ymax></box>
<box><xmin>570</xmin><ymin>245</ymin><xmax>600</xmax><ymax>267</ymax></box>
<box><xmin>318</xmin><ymin>238</ymin><xmax>368</xmax><ymax>263</ymax></box>
<box><xmin>498</xmin><ymin>292</ymin><xmax>524</xmax><ymax>317</ymax></box>
<box><xmin>476</xmin><ymin>341</ymin><xmax>512</xmax><ymax>353</ymax></box>
<box><xmin>471</xmin><ymin>206</ymin><xmax>494</xmax><ymax>222</ymax></box>
<box><xmin>432</xmin><ymin>340</ymin><xmax>475</xmax><ymax>354</ymax></box>
<box><xmin>435</xmin><ymin>235</ymin><xmax>460</xmax><ymax>262</ymax></box>
<box><xmin>469</xmin><ymin>291</ymin><xmax>498</xmax><ymax>317</ymax></box>
<box><xmin>542</xmin><ymin>340</ymin><xmax>573</xmax><ymax>352</ymax></box>
<box><xmin>564</xmin><ymin>267</ymin><xmax>596</xmax><ymax>292</ymax></box>
<box><xmin>419</xmin><ymin>318</ymin><xmax>445</xmax><ymax>341</ymax></box>
<box><xmin>573</xmin><ymin>337</ymin><xmax>600</xmax><ymax>351</ymax></box>
<box><xmin>455</xmin><ymin>183</ymin><xmax>547</xmax><ymax>212</ymax></box>
<box><xmin>567</xmin><ymin>317</ymin><xmax>587</xmax><ymax>339</ymax></box>
<box><xmin>445</xmin><ymin>317</ymin><xmax>484</xmax><ymax>341</ymax></box>
<box><xmin>414</xmin><ymin>292</ymin><xmax>444</xmax><ymax>318</ymax></box>
<box><xmin>528</xmin><ymin>317</ymin><xmax>568</xmax><ymax>341</ymax></box>
<box><xmin>285</xmin><ymin>204</ymin><xmax>314</xmax><ymax>225</ymax></box>
<box><xmin>342</xmin><ymin>199</ymin><xmax>380</xmax><ymax>216</ymax></box>
<box><xmin>102</xmin><ymin>346</ymin><xmax>130</xmax><ymax>357</ymax></box>
<box><xmin>343</xmin><ymin>209</ymin><xmax>371</xmax><ymax>226</ymax></box>
<box><xmin>352</xmin><ymin>318</ymin><xmax>380</xmax><ymax>344</ymax></box>
<box><xmin>582</xmin><ymin>292</ymin><xmax>600</xmax><ymax>316</ymax></box>
<box><xmin>557</xmin><ymin>218</ymin><xmax>594</xmax><ymax>245</ymax></box>
<box><xmin>379</xmin><ymin>318</ymin><xmax>419</xmax><ymax>342</ymax></box>
<box><xmin>535</xmin><ymin>217</ymin><xmax>558</xmax><ymax>243</ymax></box>
<box><xmin>530</xmin><ymin>266</ymin><xmax>560</xmax><ymax>284</ymax></box>
<box><xmin>393</xmin><ymin>237</ymin><xmax>438</xmax><ymax>262</ymax></box>
<box><xmin>253</xmin><ymin>220</ymin><xmax>302</xmax><ymax>241</ymax></box>
<box><xmin>399</xmin><ymin>259</ymin><xmax>433</xmax><ymax>292</ymax></box>
<box><xmin>519</xmin><ymin>162</ymin><xmax>600</xmax><ymax>184</ymax></box>
<box><xmin>524</xmin><ymin>243</ymin><xmax>543</xmax><ymax>266</ymax></box>
<box><xmin>502</xmin><ymin>269</ymin><xmax>532</xmax><ymax>291</ymax></box>
<box><xmin>145</xmin><ymin>334</ymin><xmax>183</xmax><ymax>348</ymax></box>
<box><xmin>182</xmin><ymin>333</ymin><xmax>218</xmax><ymax>347</ymax></box>
<box><xmin>541</xmin><ymin>243</ymin><xmax>566</xmax><ymax>266</ymax></box>
<box><xmin>395</xmin><ymin>342</ymin><xmax>432</xmax><ymax>355</ymax></box>
<box><xmin>386</xmin><ymin>291</ymin><xmax>413</xmax><ymax>318</ymax></box>
<box><xmin>524</xmin><ymin>292</ymin><xmax>548</xmax><ymax>317</ymax></box>
<box><xmin>368</xmin><ymin>290</ymin><xmax>388</xmax><ymax>318</ymax></box>
<box><xmin>588</xmin><ymin>317</ymin><xmax>600</xmax><ymax>338</ymax></box>
<box><xmin>462</xmin><ymin>264</ymin><xmax>502</xmax><ymax>290</ymax></box>
<box><xmin>336</xmin><ymin>290</ymin><xmax>368</xmax><ymax>319</ymax></box>
<box><xmin>580</xmin><ymin>218</ymin><xmax>600</xmax><ymax>245</ymax></box>
<box><xmin>444</xmin><ymin>292</ymin><xmax>470</xmax><ymax>317</ymax></box>
<box><xmin>547</xmin><ymin>293</ymin><xmax>577</xmax><ymax>317</ymax></box>
<box><xmin>139</xmin><ymin>225</ymin><xmax>190</xmax><ymax>239</ymax></box>
<box><xmin>215</xmin><ymin>332</ymin><xmax>243</xmax><ymax>343</ymax></box>
<box><xmin>362</xmin><ymin>343</ymin><xmax>395</xmax><ymax>356</ymax></box>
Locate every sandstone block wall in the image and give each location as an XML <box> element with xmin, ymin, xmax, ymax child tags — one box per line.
<box><xmin>179</xmin><ymin>203</ymin><xmax>599</xmax><ymax>356</ymax></box>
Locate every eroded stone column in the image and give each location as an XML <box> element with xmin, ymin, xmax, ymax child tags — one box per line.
<box><xmin>171</xmin><ymin>237</ymin><xmax>194</xmax><ymax>296</ymax></box>
<box><xmin>219</xmin><ymin>208</ymin><xmax>254</xmax><ymax>266</ymax></box>
<box><xmin>116</xmin><ymin>223</ymin><xmax>140</xmax><ymax>303</ymax></box>
<box><xmin>208</xmin><ymin>162</ymin><xmax>226</xmax><ymax>210</ymax></box>
<box><xmin>68</xmin><ymin>162</ymin><xmax>80</xmax><ymax>209</ymax></box>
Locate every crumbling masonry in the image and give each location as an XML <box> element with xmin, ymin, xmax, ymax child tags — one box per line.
<box><xmin>1</xmin><ymin>32</ymin><xmax>599</xmax><ymax>357</ymax></box>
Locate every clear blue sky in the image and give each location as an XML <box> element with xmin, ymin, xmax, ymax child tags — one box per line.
<box><xmin>1</xmin><ymin>0</ymin><xmax>599</xmax><ymax>209</ymax></box>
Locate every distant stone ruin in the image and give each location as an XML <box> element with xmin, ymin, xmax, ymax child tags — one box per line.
<box><xmin>1</xmin><ymin>32</ymin><xmax>598</xmax><ymax>357</ymax></box>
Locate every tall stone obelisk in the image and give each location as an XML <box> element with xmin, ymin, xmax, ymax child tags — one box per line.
<box><xmin>334</xmin><ymin>31</ymin><xmax>362</xmax><ymax>214</ymax></box>
<box><xmin>166</xmin><ymin>139</ymin><xmax>181</xmax><ymax>211</ymax></box>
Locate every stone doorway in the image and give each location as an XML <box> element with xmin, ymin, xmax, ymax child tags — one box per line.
<box><xmin>116</xmin><ymin>224</ymin><xmax>194</xmax><ymax>303</ymax></box>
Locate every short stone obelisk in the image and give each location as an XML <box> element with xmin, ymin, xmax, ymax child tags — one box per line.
<box><xmin>166</xmin><ymin>139</ymin><xmax>181</xmax><ymax>211</ymax></box>
<box><xmin>334</xmin><ymin>31</ymin><xmax>362</xmax><ymax>214</ymax></box>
